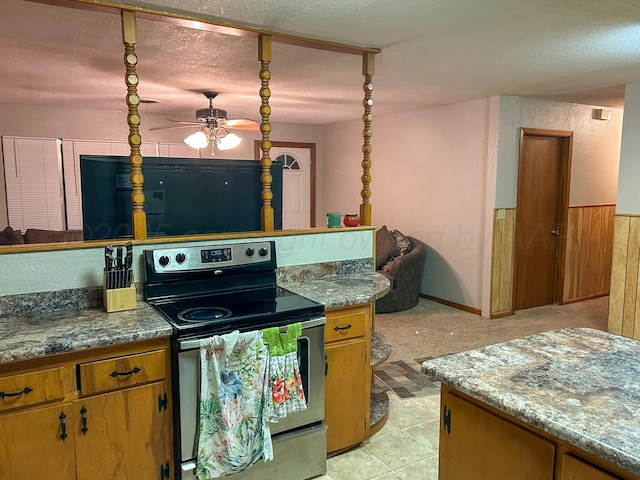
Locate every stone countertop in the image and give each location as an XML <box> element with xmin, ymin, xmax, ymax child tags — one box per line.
<box><xmin>0</xmin><ymin>273</ymin><xmax>389</xmax><ymax>365</ymax></box>
<box><xmin>0</xmin><ymin>300</ymin><xmax>172</xmax><ymax>364</ymax></box>
<box><xmin>281</xmin><ymin>272</ymin><xmax>390</xmax><ymax>310</ymax></box>
<box><xmin>421</xmin><ymin>327</ymin><xmax>640</xmax><ymax>476</ymax></box>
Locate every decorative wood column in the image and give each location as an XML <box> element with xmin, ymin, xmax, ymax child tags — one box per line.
<box><xmin>258</xmin><ymin>35</ymin><xmax>274</xmax><ymax>231</ymax></box>
<box><xmin>360</xmin><ymin>53</ymin><xmax>375</xmax><ymax>226</ymax></box>
<box><xmin>121</xmin><ymin>10</ymin><xmax>146</xmax><ymax>239</ymax></box>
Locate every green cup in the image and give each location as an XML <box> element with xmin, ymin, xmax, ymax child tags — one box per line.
<box><xmin>326</xmin><ymin>212</ymin><xmax>341</xmax><ymax>228</ymax></box>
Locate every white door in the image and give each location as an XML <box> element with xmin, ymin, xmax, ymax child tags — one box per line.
<box><xmin>271</xmin><ymin>147</ymin><xmax>311</xmax><ymax>229</ymax></box>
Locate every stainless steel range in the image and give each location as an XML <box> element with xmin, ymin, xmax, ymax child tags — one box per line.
<box><xmin>143</xmin><ymin>240</ymin><xmax>327</xmax><ymax>480</ymax></box>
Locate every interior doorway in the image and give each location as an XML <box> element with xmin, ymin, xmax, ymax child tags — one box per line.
<box><xmin>513</xmin><ymin>128</ymin><xmax>572</xmax><ymax>311</ymax></box>
<box><xmin>254</xmin><ymin>141</ymin><xmax>316</xmax><ymax>229</ymax></box>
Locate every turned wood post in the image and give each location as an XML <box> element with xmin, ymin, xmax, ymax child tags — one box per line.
<box><xmin>360</xmin><ymin>52</ymin><xmax>375</xmax><ymax>226</ymax></box>
<box><xmin>258</xmin><ymin>35</ymin><xmax>274</xmax><ymax>231</ymax></box>
<box><xmin>121</xmin><ymin>10</ymin><xmax>146</xmax><ymax>239</ymax></box>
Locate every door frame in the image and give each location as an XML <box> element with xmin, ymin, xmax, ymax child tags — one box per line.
<box><xmin>513</xmin><ymin>128</ymin><xmax>573</xmax><ymax>308</ymax></box>
<box><xmin>254</xmin><ymin>140</ymin><xmax>317</xmax><ymax>227</ymax></box>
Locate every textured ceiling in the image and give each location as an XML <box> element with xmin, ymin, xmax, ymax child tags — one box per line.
<box><xmin>1</xmin><ymin>0</ymin><xmax>639</xmax><ymax>126</ymax></box>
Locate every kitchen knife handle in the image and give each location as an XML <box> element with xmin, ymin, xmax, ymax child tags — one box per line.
<box><xmin>124</xmin><ymin>242</ymin><xmax>133</xmax><ymax>269</ymax></box>
<box><xmin>105</xmin><ymin>244</ymin><xmax>114</xmax><ymax>271</ymax></box>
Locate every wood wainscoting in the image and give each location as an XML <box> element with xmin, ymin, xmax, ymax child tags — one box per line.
<box><xmin>609</xmin><ymin>214</ymin><xmax>640</xmax><ymax>339</ymax></box>
<box><xmin>490</xmin><ymin>205</ymin><xmax>614</xmax><ymax>318</ymax></box>
<box><xmin>563</xmin><ymin>205</ymin><xmax>615</xmax><ymax>303</ymax></box>
<box><xmin>490</xmin><ymin>208</ymin><xmax>516</xmax><ymax>317</ymax></box>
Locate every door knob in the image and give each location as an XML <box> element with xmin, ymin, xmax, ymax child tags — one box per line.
<box><xmin>551</xmin><ymin>229</ymin><xmax>560</xmax><ymax>236</ymax></box>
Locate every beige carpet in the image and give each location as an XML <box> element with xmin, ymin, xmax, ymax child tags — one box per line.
<box><xmin>374</xmin><ymin>296</ymin><xmax>610</xmax><ymax>364</ymax></box>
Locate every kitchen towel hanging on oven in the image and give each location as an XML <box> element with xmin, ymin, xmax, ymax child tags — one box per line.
<box><xmin>196</xmin><ymin>330</ymin><xmax>272</xmax><ymax>480</ymax></box>
<box><xmin>262</xmin><ymin>322</ymin><xmax>307</xmax><ymax>421</ymax></box>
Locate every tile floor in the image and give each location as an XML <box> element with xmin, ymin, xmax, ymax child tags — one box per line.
<box><xmin>318</xmin><ymin>382</ymin><xmax>441</xmax><ymax>480</ymax></box>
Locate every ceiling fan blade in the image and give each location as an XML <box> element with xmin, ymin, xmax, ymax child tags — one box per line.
<box><xmin>149</xmin><ymin>124</ymin><xmax>201</xmax><ymax>131</ymax></box>
<box><xmin>225</xmin><ymin>119</ymin><xmax>260</xmax><ymax>131</ymax></box>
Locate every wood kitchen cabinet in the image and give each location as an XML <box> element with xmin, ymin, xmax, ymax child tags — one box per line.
<box><xmin>439</xmin><ymin>387</ymin><xmax>555</xmax><ymax>480</ymax></box>
<box><xmin>439</xmin><ymin>386</ymin><xmax>637</xmax><ymax>480</ymax></box>
<box><xmin>0</xmin><ymin>338</ymin><xmax>173</xmax><ymax>480</ymax></box>
<box><xmin>0</xmin><ymin>402</ymin><xmax>76</xmax><ymax>479</ymax></box>
<box><xmin>558</xmin><ymin>454</ymin><xmax>621</xmax><ymax>480</ymax></box>
<box><xmin>74</xmin><ymin>382</ymin><xmax>170</xmax><ymax>479</ymax></box>
<box><xmin>324</xmin><ymin>303</ymin><xmax>371</xmax><ymax>454</ymax></box>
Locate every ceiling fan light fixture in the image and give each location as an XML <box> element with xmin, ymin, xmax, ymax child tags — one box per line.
<box><xmin>184</xmin><ymin>130</ymin><xmax>208</xmax><ymax>149</ymax></box>
<box><xmin>216</xmin><ymin>132</ymin><xmax>242</xmax><ymax>150</ymax></box>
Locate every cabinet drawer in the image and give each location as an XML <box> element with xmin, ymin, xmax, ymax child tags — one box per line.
<box><xmin>78</xmin><ymin>349</ymin><xmax>166</xmax><ymax>396</ymax></box>
<box><xmin>0</xmin><ymin>367</ymin><xmax>65</xmax><ymax>412</ymax></box>
<box><xmin>325</xmin><ymin>311</ymin><xmax>366</xmax><ymax>343</ymax></box>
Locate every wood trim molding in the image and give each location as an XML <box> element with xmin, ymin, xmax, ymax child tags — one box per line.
<box><xmin>26</xmin><ymin>0</ymin><xmax>381</xmax><ymax>56</ymax></box>
<box><xmin>420</xmin><ymin>294</ymin><xmax>482</xmax><ymax>316</ymax></box>
<box><xmin>521</xmin><ymin>127</ymin><xmax>574</xmax><ymax>138</ymax></box>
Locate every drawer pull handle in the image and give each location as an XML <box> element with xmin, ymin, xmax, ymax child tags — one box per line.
<box><xmin>59</xmin><ymin>412</ymin><xmax>68</xmax><ymax>441</ymax></box>
<box><xmin>109</xmin><ymin>366</ymin><xmax>142</xmax><ymax>378</ymax></box>
<box><xmin>80</xmin><ymin>406</ymin><xmax>88</xmax><ymax>435</ymax></box>
<box><xmin>158</xmin><ymin>392</ymin><xmax>168</xmax><ymax>412</ymax></box>
<box><xmin>333</xmin><ymin>323</ymin><xmax>352</xmax><ymax>332</ymax></box>
<box><xmin>160</xmin><ymin>461</ymin><xmax>170</xmax><ymax>479</ymax></box>
<box><xmin>0</xmin><ymin>386</ymin><xmax>32</xmax><ymax>399</ymax></box>
<box><xmin>443</xmin><ymin>404</ymin><xmax>451</xmax><ymax>434</ymax></box>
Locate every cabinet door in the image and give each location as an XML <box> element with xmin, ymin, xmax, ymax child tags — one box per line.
<box><xmin>0</xmin><ymin>403</ymin><xmax>76</xmax><ymax>480</ymax></box>
<box><xmin>324</xmin><ymin>338</ymin><xmax>367</xmax><ymax>453</ymax></box>
<box><xmin>559</xmin><ymin>454</ymin><xmax>620</xmax><ymax>480</ymax></box>
<box><xmin>74</xmin><ymin>382</ymin><xmax>171</xmax><ymax>480</ymax></box>
<box><xmin>439</xmin><ymin>389</ymin><xmax>555</xmax><ymax>480</ymax></box>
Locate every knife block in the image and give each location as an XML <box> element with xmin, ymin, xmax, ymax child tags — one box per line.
<box><xmin>103</xmin><ymin>273</ymin><xmax>137</xmax><ymax>313</ymax></box>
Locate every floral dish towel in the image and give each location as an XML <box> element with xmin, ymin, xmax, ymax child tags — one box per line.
<box><xmin>262</xmin><ymin>322</ymin><xmax>307</xmax><ymax>421</ymax></box>
<box><xmin>196</xmin><ymin>330</ymin><xmax>272</xmax><ymax>479</ymax></box>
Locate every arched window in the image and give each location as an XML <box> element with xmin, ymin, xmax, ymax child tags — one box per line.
<box><xmin>275</xmin><ymin>153</ymin><xmax>301</xmax><ymax>170</ymax></box>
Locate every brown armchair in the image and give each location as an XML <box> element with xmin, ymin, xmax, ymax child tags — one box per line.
<box><xmin>375</xmin><ymin>227</ymin><xmax>427</xmax><ymax>313</ymax></box>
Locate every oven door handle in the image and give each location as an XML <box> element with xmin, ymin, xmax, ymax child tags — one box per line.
<box><xmin>178</xmin><ymin>315</ymin><xmax>326</xmax><ymax>351</ymax></box>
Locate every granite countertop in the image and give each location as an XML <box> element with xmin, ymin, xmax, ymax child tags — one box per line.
<box><xmin>0</xmin><ymin>300</ymin><xmax>172</xmax><ymax>364</ymax></box>
<box><xmin>0</xmin><ymin>272</ymin><xmax>390</xmax><ymax>365</ymax></box>
<box><xmin>421</xmin><ymin>327</ymin><xmax>640</xmax><ymax>475</ymax></box>
<box><xmin>281</xmin><ymin>272</ymin><xmax>390</xmax><ymax>309</ymax></box>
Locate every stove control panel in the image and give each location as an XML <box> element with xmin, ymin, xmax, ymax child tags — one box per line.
<box><xmin>148</xmin><ymin>241</ymin><xmax>274</xmax><ymax>272</ymax></box>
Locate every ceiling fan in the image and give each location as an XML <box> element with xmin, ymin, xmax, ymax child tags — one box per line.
<box><xmin>150</xmin><ymin>91</ymin><xmax>259</xmax><ymax>154</ymax></box>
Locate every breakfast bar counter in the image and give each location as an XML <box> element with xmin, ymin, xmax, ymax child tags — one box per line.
<box><xmin>282</xmin><ymin>271</ymin><xmax>390</xmax><ymax>309</ymax></box>
<box><xmin>422</xmin><ymin>327</ymin><xmax>640</xmax><ymax>479</ymax></box>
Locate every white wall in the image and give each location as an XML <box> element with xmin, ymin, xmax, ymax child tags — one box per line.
<box><xmin>321</xmin><ymin>95</ymin><xmax>623</xmax><ymax>314</ymax></box>
<box><xmin>496</xmin><ymin>96</ymin><xmax>622</xmax><ymax>208</ymax></box>
<box><xmin>617</xmin><ymin>82</ymin><xmax>640</xmax><ymax>214</ymax></box>
<box><xmin>323</xmin><ymin>98</ymin><xmax>494</xmax><ymax>310</ymax></box>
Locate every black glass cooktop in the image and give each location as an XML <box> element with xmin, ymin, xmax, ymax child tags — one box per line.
<box><xmin>147</xmin><ymin>286</ymin><xmax>324</xmax><ymax>338</ymax></box>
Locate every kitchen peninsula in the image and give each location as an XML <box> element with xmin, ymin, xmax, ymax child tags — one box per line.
<box><xmin>422</xmin><ymin>328</ymin><xmax>640</xmax><ymax>480</ymax></box>
<box><xmin>0</xmin><ymin>254</ymin><xmax>390</xmax><ymax>479</ymax></box>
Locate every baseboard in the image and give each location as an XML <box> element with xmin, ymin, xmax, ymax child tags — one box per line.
<box><xmin>490</xmin><ymin>310</ymin><xmax>514</xmax><ymax>319</ymax></box>
<box><xmin>420</xmin><ymin>294</ymin><xmax>482</xmax><ymax>316</ymax></box>
<box><xmin>561</xmin><ymin>293</ymin><xmax>609</xmax><ymax>305</ymax></box>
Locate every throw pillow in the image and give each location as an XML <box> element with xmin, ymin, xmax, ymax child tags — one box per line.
<box><xmin>0</xmin><ymin>226</ymin><xmax>25</xmax><ymax>245</ymax></box>
<box><xmin>375</xmin><ymin>225</ymin><xmax>400</xmax><ymax>270</ymax></box>
<box><xmin>391</xmin><ymin>229</ymin><xmax>411</xmax><ymax>255</ymax></box>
